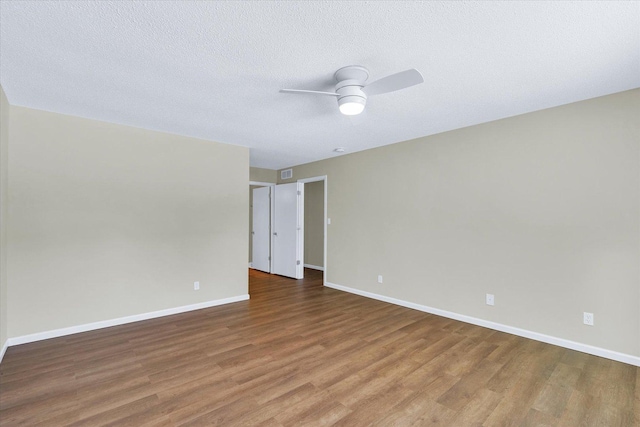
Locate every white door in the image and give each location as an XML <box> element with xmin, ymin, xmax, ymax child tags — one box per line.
<box><xmin>252</xmin><ymin>186</ymin><xmax>271</xmax><ymax>273</ymax></box>
<box><xmin>272</xmin><ymin>182</ymin><xmax>304</xmax><ymax>279</ymax></box>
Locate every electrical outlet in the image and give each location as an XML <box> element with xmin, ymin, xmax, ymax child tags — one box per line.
<box><xmin>377</xmin><ymin>275</ymin><xmax>383</xmax><ymax>284</ymax></box>
<box><xmin>194</xmin><ymin>281</ymin><xmax>200</xmax><ymax>291</ymax></box>
<box><xmin>486</xmin><ymin>293</ymin><xmax>495</xmax><ymax>306</ymax></box>
<box><xmin>583</xmin><ymin>312</ymin><xmax>594</xmax><ymax>326</ymax></box>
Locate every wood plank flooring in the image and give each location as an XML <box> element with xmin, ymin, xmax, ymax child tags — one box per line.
<box><xmin>1</xmin><ymin>268</ymin><xmax>638</xmax><ymax>426</ymax></box>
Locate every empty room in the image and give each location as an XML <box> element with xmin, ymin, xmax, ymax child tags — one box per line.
<box><xmin>0</xmin><ymin>1</ymin><xmax>638</xmax><ymax>426</ymax></box>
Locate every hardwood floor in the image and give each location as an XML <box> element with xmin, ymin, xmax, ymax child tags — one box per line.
<box><xmin>1</xmin><ymin>268</ymin><xmax>638</xmax><ymax>426</ymax></box>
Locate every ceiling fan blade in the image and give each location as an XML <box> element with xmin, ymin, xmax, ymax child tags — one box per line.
<box><xmin>280</xmin><ymin>89</ymin><xmax>339</xmax><ymax>96</ymax></box>
<box><xmin>364</xmin><ymin>69</ymin><xmax>424</xmax><ymax>96</ymax></box>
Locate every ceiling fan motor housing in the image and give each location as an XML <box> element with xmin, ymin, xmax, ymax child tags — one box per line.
<box><xmin>336</xmin><ymin>79</ymin><xmax>367</xmax><ymax>101</ymax></box>
<box><xmin>334</xmin><ymin>66</ymin><xmax>369</xmax><ymax>114</ymax></box>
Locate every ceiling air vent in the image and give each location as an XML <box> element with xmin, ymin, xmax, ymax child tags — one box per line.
<box><xmin>281</xmin><ymin>169</ymin><xmax>293</xmax><ymax>180</ymax></box>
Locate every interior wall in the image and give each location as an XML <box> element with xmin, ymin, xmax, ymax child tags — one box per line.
<box><xmin>0</xmin><ymin>86</ymin><xmax>9</xmax><ymax>352</ymax></box>
<box><xmin>304</xmin><ymin>181</ymin><xmax>324</xmax><ymax>268</ymax></box>
<box><xmin>279</xmin><ymin>89</ymin><xmax>640</xmax><ymax>358</ymax></box>
<box><xmin>250</xmin><ymin>167</ymin><xmax>277</xmax><ymax>183</ymax></box>
<box><xmin>7</xmin><ymin>106</ymin><xmax>249</xmax><ymax>338</ymax></box>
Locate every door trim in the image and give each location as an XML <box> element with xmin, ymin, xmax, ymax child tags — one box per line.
<box><xmin>296</xmin><ymin>182</ymin><xmax>304</xmax><ymax>279</ymax></box>
<box><xmin>270</xmin><ymin>184</ymin><xmax>275</xmax><ymax>273</ymax></box>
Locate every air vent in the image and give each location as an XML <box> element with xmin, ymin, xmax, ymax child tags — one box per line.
<box><xmin>281</xmin><ymin>169</ymin><xmax>293</xmax><ymax>180</ymax></box>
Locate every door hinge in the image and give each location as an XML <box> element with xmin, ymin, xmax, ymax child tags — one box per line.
<box><xmin>268</xmin><ymin>256</ymin><xmax>271</xmax><ymax>261</ymax></box>
<box><xmin>296</xmin><ymin>260</ymin><xmax>301</xmax><ymax>265</ymax></box>
<box><xmin>297</xmin><ymin>190</ymin><xmax>301</xmax><ymax>195</ymax></box>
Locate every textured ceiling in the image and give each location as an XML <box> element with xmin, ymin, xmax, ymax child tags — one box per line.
<box><xmin>1</xmin><ymin>1</ymin><xmax>638</xmax><ymax>169</ymax></box>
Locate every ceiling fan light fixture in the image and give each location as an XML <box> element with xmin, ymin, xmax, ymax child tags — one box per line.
<box><xmin>338</xmin><ymin>96</ymin><xmax>366</xmax><ymax>115</ymax></box>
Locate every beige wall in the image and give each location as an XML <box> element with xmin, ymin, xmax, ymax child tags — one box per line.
<box><xmin>280</xmin><ymin>89</ymin><xmax>640</xmax><ymax>357</ymax></box>
<box><xmin>304</xmin><ymin>181</ymin><xmax>324</xmax><ymax>268</ymax></box>
<box><xmin>0</xmin><ymin>86</ymin><xmax>8</xmax><ymax>351</ymax></box>
<box><xmin>7</xmin><ymin>107</ymin><xmax>249</xmax><ymax>338</ymax></box>
<box><xmin>250</xmin><ymin>167</ymin><xmax>277</xmax><ymax>183</ymax></box>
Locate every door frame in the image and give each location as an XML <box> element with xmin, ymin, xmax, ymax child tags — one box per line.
<box><xmin>297</xmin><ymin>176</ymin><xmax>328</xmax><ymax>287</ymax></box>
<box><xmin>250</xmin><ymin>181</ymin><xmax>275</xmax><ymax>187</ymax></box>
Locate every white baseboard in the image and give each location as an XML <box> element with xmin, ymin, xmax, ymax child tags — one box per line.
<box><xmin>324</xmin><ymin>282</ymin><xmax>640</xmax><ymax>367</ymax></box>
<box><xmin>304</xmin><ymin>264</ymin><xmax>324</xmax><ymax>271</ymax></box>
<box><xmin>0</xmin><ymin>339</ymin><xmax>8</xmax><ymax>364</ymax></box>
<box><xmin>2</xmin><ymin>294</ymin><xmax>250</xmax><ymax>355</ymax></box>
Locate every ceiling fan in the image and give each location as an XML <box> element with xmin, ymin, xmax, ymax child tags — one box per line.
<box><xmin>280</xmin><ymin>65</ymin><xmax>424</xmax><ymax>116</ymax></box>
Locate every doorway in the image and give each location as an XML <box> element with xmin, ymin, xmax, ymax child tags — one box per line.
<box><xmin>249</xmin><ymin>181</ymin><xmax>274</xmax><ymax>272</ymax></box>
<box><xmin>250</xmin><ymin>182</ymin><xmax>303</xmax><ymax>279</ymax></box>
<box><xmin>250</xmin><ymin>175</ymin><xmax>327</xmax><ymax>284</ymax></box>
<box><xmin>251</xmin><ymin>185</ymin><xmax>271</xmax><ymax>273</ymax></box>
<box><xmin>302</xmin><ymin>180</ymin><xmax>324</xmax><ymax>273</ymax></box>
<box><xmin>298</xmin><ymin>176</ymin><xmax>327</xmax><ymax>285</ymax></box>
